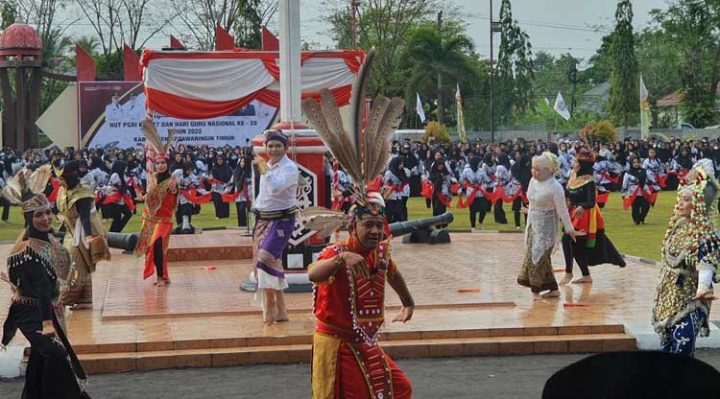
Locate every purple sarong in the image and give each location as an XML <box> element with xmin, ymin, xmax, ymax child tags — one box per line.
<box><xmin>253</xmin><ymin>216</ymin><xmax>294</xmax><ymax>285</ymax></box>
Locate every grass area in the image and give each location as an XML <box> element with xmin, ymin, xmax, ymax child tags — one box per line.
<box><xmin>407</xmin><ymin>194</ymin><xmax>674</xmax><ymax>261</ymax></box>
<box><xmin>0</xmin><ymin>193</ymin><xmax>676</xmax><ymax>261</ymax></box>
<box><xmin>0</xmin><ymin>203</ymin><xmax>249</xmax><ymax>242</ymax></box>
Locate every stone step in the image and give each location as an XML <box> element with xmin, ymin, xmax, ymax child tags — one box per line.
<box><xmin>72</xmin><ymin>324</ymin><xmax>627</xmax><ymax>355</ymax></box>
<box><xmin>76</xmin><ymin>332</ymin><xmax>637</xmax><ymax>374</ymax></box>
<box><xmin>166</xmin><ymin>233</ymin><xmax>253</xmax><ymax>262</ymax></box>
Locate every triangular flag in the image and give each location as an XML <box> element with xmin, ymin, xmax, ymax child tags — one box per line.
<box><xmin>640</xmin><ymin>74</ymin><xmax>651</xmax><ymax>139</ymax></box>
<box><xmin>416</xmin><ymin>93</ymin><xmax>426</xmax><ymax>123</ymax></box>
<box><xmin>553</xmin><ymin>92</ymin><xmax>571</xmax><ymax>121</ymax></box>
<box><xmin>455</xmin><ymin>84</ymin><xmax>467</xmax><ymax>143</ymax></box>
<box><xmin>169</xmin><ymin>35</ymin><xmax>186</xmax><ymax>50</ymax></box>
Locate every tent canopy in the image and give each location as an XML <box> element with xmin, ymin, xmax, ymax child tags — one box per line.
<box><xmin>140</xmin><ymin>49</ymin><xmax>364</xmax><ymax>119</ymax></box>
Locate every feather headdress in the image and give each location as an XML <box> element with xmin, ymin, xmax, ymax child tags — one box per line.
<box><xmin>299</xmin><ymin>48</ymin><xmax>404</xmax><ymax>237</ymax></box>
<box><xmin>142</xmin><ymin>118</ymin><xmax>176</xmax><ymax>161</ymax></box>
<box><xmin>2</xmin><ymin>164</ymin><xmax>53</xmax><ymax>213</ymax></box>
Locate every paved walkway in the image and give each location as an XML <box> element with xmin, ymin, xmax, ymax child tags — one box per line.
<box><xmin>1</xmin><ymin>231</ymin><xmax>718</xmax><ymax>376</ymax></box>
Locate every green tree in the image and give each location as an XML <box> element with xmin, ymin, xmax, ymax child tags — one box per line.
<box><xmin>512</xmin><ymin>100</ymin><xmax>598</xmax><ymax>132</ymax></box>
<box><xmin>533</xmin><ymin>50</ymin><xmax>555</xmax><ymax>73</ymax></box>
<box><xmin>652</xmin><ymin>1</ymin><xmax>720</xmax><ymax>128</ymax></box>
<box><xmin>75</xmin><ymin>36</ymin><xmax>100</xmax><ymax>55</ymax></box>
<box><xmin>532</xmin><ymin>53</ymin><xmax>587</xmax><ymax>102</ymax></box>
<box><xmin>1</xmin><ymin>0</ymin><xmax>16</xmax><ymax>29</ymax></box>
<box><xmin>234</xmin><ymin>0</ymin><xmax>277</xmax><ymax>49</ymax></box>
<box><xmin>585</xmin><ymin>33</ymin><xmax>614</xmax><ymax>85</ymax></box>
<box><xmin>326</xmin><ymin>0</ymin><xmax>434</xmax><ymax>96</ymax></box>
<box><xmin>608</xmin><ymin>0</ymin><xmax>639</xmax><ymax>128</ymax></box>
<box><xmin>40</xmin><ymin>27</ymin><xmax>73</xmax><ymax>113</ymax></box>
<box><xmin>636</xmin><ymin>28</ymin><xmax>683</xmax><ymax>127</ymax></box>
<box><xmin>401</xmin><ymin>22</ymin><xmax>474</xmax><ymax>125</ymax></box>
<box><xmin>497</xmin><ymin>0</ymin><xmax>535</xmax><ymax>124</ymax></box>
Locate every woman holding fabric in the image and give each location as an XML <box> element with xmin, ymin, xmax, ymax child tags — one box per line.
<box><xmin>517</xmin><ymin>152</ymin><xmax>584</xmax><ymax>299</ymax></box>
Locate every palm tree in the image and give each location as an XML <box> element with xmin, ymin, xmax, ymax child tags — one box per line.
<box><xmin>403</xmin><ymin>23</ymin><xmax>474</xmax><ymax>125</ymax></box>
<box><xmin>75</xmin><ymin>36</ymin><xmax>101</xmax><ymax>56</ymax></box>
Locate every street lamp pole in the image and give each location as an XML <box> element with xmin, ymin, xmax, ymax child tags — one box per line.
<box><xmin>489</xmin><ymin>1</ymin><xmax>501</xmax><ymax>143</ymax></box>
<box><xmin>490</xmin><ymin>0</ymin><xmax>495</xmax><ymax>143</ymax></box>
<box><xmin>351</xmin><ymin>0</ymin><xmax>358</xmax><ymax>49</ymax></box>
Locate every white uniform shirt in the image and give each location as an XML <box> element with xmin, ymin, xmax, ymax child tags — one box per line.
<box><xmin>254</xmin><ymin>155</ymin><xmax>298</xmax><ymax>212</ymax></box>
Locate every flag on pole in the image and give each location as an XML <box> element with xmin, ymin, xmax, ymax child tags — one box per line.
<box><xmin>553</xmin><ymin>92</ymin><xmax>571</xmax><ymax>121</ymax></box>
<box><xmin>455</xmin><ymin>84</ymin><xmax>467</xmax><ymax>142</ymax></box>
<box><xmin>640</xmin><ymin>74</ymin><xmax>651</xmax><ymax>139</ymax></box>
<box><xmin>416</xmin><ymin>93</ymin><xmax>426</xmax><ymax>123</ymax></box>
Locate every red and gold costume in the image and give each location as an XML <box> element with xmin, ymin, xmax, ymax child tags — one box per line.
<box><xmin>310</xmin><ymin>236</ymin><xmax>412</xmax><ymax>399</ymax></box>
<box><xmin>136</xmin><ymin>176</ymin><xmax>178</xmax><ymax>280</ymax></box>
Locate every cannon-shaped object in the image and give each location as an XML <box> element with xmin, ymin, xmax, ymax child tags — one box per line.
<box><xmin>107</xmin><ymin>232</ymin><xmax>139</xmax><ymax>252</ymax></box>
<box><xmin>389</xmin><ymin>212</ymin><xmax>454</xmax><ymax>244</ymax></box>
<box><xmin>52</xmin><ymin>231</ymin><xmax>139</xmax><ymax>252</ymax></box>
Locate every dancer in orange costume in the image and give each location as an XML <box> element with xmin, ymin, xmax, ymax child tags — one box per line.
<box><xmin>135</xmin><ymin>119</ymin><xmax>179</xmax><ymax>286</ymax></box>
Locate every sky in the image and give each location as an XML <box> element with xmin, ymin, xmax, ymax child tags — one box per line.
<box><xmin>291</xmin><ymin>0</ymin><xmax>670</xmax><ymax>66</ymax></box>
<box><xmin>50</xmin><ymin>0</ymin><xmax>670</xmax><ymax>67</ymax></box>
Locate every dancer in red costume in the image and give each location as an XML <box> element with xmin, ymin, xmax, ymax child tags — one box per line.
<box><xmin>300</xmin><ymin>48</ymin><xmax>412</xmax><ymax>399</ymax></box>
<box><xmin>135</xmin><ymin>119</ymin><xmax>179</xmax><ymax>286</ymax></box>
<box><xmin>309</xmin><ymin>194</ymin><xmax>414</xmax><ymax>399</ymax></box>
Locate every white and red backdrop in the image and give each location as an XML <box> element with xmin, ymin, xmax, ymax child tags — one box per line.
<box><xmin>79</xmin><ymin>49</ymin><xmax>363</xmax><ymax>149</ymax></box>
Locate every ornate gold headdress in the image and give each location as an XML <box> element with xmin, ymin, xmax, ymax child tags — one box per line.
<box><xmin>2</xmin><ymin>165</ymin><xmax>53</xmax><ymax>213</ymax></box>
<box><xmin>142</xmin><ymin>118</ymin><xmax>176</xmax><ymax>161</ymax></box>
<box><xmin>663</xmin><ymin>159</ymin><xmax>720</xmax><ymax>267</ymax></box>
<box><xmin>298</xmin><ymin>48</ymin><xmax>405</xmax><ymax>237</ymax></box>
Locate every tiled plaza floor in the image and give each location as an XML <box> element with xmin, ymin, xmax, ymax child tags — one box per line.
<box><xmin>1</xmin><ymin>231</ymin><xmax>713</xmax><ymax>350</ymax></box>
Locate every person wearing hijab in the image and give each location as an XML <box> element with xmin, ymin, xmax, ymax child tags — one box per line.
<box><xmin>669</xmin><ymin>147</ymin><xmax>694</xmax><ymax>190</ymax></box>
<box><xmin>232</xmin><ymin>155</ymin><xmax>252</xmax><ymax>228</ymax></box>
<box><xmin>135</xmin><ymin>119</ymin><xmax>179</xmax><ymax>286</ymax></box>
<box><xmin>517</xmin><ymin>152</ymin><xmax>584</xmax><ymax>299</ymax></box>
<box><xmin>0</xmin><ymin>169</ymin><xmax>9</xmax><ymax>223</ymax></box>
<box><xmin>252</xmin><ymin>130</ymin><xmax>298</xmax><ymax>325</ymax></box>
<box><xmin>559</xmin><ymin>149</ymin><xmax>625</xmax><ymax>285</ymax></box>
<box><xmin>170</xmin><ymin>152</ymin><xmax>185</xmax><ymax>173</ymax></box>
<box><xmin>85</xmin><ymin>156</ymin><xmax>108</xmax><ymax>191</ymax></box>
<box><xmin>383</xmin><ymin>156</ymin><xmax>409</xmax><ymax>223</ymax></box>
<box><xmin>494</xmin><ymin>152</ymin><xmax>517</xmax><ymax>225</ymax></box>
<box><xmin>511</xmin><ymin>153</ymin><xmax>532</xmax><ymax>229</ymax></box>
<box><xmin>644</xmin><ymin>147</ymin><xmax>668</xmax><ymax>189</ymax></box>
<box><xmin>622</xmin><ymin>155</ymin><xmax>660</xmax><ymax>225</ymax></box>
<box><xmin>102</xmin><ymin>160</ymin><xmax>134</xmax><ymax>232</ymax></box>
<box><xmin>57</xmin><ymin>161</ymin><xmax>111</xmax><ymax>308</ymax></box>
<box><xmin>175</xmin><ymin>161</ymin><xmax>201</xmax><ymax>234</ymax></box>
<box><xmin>459</xmin><ymin>155</ymin><xmax>492</xmax><ymax>231</ymax></box>
<box><xmin>653</xmin><ymin>161</ymin><xmax>720</xmax><ymax>356</ymax></box>
<box><xmin>210</xmin><ymin>155</ymin><xmax>232</xmax><ymax>219</ymax></box>
<box><xmin>2</xmin><ymin>166</ymin><xmax>92</xmax><ymax>398</ymax></box>
<box><xmin>401</xmin><ymin>143</ymin><xmax>421</xmax><ymax>198</ymax></box>
<box><xmin>428</xmin><ymin>155</ymin><xmax>454</xmax><ymax>223</ymax></box>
